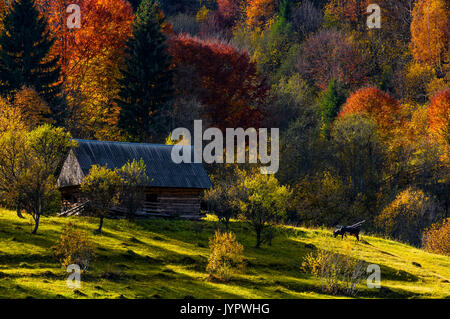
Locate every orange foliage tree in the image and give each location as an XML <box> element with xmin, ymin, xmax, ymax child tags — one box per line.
<box><xmin>168</xmin><ymin>34</ymin><xmax>267</xmax><ymax>130</ymax></box>
<box><xmin>246</xmin><ymin>0</ymin><xmax>276</xmax><ymax>29</ymax></box>
<box><xmin>428</xmin><ymin>89</ymin><xmax>450</xmax><ymax>144</ymax></box>
<box><xmin>36</xmin><ymin>0</ymin><xmax>74</xmax><ymax>72</ymax></box>
<box><xmin>37</xmin><ymin>0</ymin><xmax>134</xmax><ymax>139</ymax></box>
<box><xmin>338</xmin><ymin>87</ymin><xmax>402</xmax><ymax>136</ymax></box>
<box><xmin>0</xmin><ymin>1</ymin><xmax>7</xmax><ymax>31</ymax></box>
<box><xmin>410</xmin><ymin>0</ymin><xmax>449</xmax><ymax>75</ymax></box>
<box><xmin>38</xmin><ymin>0</ymin><xmax>133</xmax><ymax>81</ymax></box>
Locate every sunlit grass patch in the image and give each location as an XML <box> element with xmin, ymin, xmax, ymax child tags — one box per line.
<box><xmin>0</xmin><ymin>209</ymin><xmax>449</xmax><ymax>299</ymax></box>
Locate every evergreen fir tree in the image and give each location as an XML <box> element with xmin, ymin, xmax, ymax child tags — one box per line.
<box><xmin>0</xmin><ymin>0</ymin><xmax>61</xmax><ymax>109</ymax></box>
<box><xmin>318</xmin><ymin>79</ymin><xmax>347</xmax><ymax>138</ymax></box>
<box><xmin>128</xmin><ymin>0</ymin><xmax>142</xmax><ymax>12</ymax></box>
<box><xmin>116</xmin><ymin>0</ymin><xmax>173</xmax><ymax>142</ymax></box>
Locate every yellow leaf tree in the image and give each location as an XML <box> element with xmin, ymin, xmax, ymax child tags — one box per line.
<box><xmin>13</xmin><ymin>86</ymin><xmax>52</xmax><ymax>127</ymax></box>
<box><xmin>410</xmin><ymin>0</ymin><xmax>449</xmax><ymax>76</ymax></box>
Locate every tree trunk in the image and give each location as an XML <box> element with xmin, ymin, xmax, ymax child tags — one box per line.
<box><xmin>97</xmin><ymin>216</ymin><xmax>104</xmax><ymax>233</ymax></box>
<box><xmin>255</xmin><ymin>227</ymin><xmax>261</xmax><ymax>248</ymax></box>
<box><xmin>224</xmin><ymin>218</ymin><xmax>230</xmax><ymax>232</ymax></box>
<box><xmin>31</xmin><ymin>214</ymin><xmax>40</xmax><ymax>234</ymax></box>
<box><xmin>16</xmin><ymin>207</ymin><xmax>25</xmax><ymax>219</ymax></box>
<box><xmin>128</xmin><ymin>205</ymin><xmax>136</xmax><ymax>221</ymax></box>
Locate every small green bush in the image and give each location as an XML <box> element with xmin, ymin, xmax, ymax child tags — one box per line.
<box><xmin>53</xmin><ymin>222</ymin><xmax>96</xmax><ymax>271</ymax></box>
<box><xmin>302</xmin><ymin>240</ymin><xmax>367</xmax><ymax>296</ymax></box>
<box><xmin>206</xmin><ymin>231</ymin><xmax>245</xmax><ymax>282</ymax></box>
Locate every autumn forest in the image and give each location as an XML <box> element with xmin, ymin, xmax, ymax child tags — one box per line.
<box><xmin>0</xmin><ymin>0</ymin><xmax>449</xmax><ymax>281</ymax></box>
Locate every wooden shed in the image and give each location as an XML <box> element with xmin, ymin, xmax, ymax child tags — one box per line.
<box><xmin>57</xmin><ymin>139</ymin><xmax>212</xmax><ymax>219</ymax></box>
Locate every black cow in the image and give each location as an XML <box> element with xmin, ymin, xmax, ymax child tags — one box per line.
<box><xmin>333</xmin><ymin>220</ymin><xmax>365</xmax><ymax>242</ymax></box>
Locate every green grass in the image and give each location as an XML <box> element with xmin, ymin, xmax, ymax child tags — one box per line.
<box><xmin>0</xmin><ymin>208</ymin><xmax>449</xmax><ymax>299</ymax></box>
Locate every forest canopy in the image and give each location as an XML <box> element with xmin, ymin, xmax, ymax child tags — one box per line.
<box><xmin>0</xmin><ymin>0</ymin><xmax>448</xmax><ymax>246</ymax></box>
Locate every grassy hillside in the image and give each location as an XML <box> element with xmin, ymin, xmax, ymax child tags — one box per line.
<box><xmin>0</xmin><ymin>209</ymin><xmax>449</xmax><ymax>299</ymax></box>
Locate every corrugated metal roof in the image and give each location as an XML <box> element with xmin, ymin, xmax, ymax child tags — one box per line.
<box><xmin>69</xmin><ymin>139</ymin><xmax>212</xmax><ymax>189</ymax></box>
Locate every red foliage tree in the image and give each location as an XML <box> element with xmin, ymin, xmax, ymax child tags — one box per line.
<box><xmin>200</xmin><ymin>0</ymin><xmax>245</xmax><ymax>38</ymax></box>
<box><xmin>296</xmin><ymin>29</ymin><xmax>369</xmax><ymax>90</ymax></box>
<box><xmin>428</xmin><ymin>89</ymin><xmax>450</xmax><ymax>144</ymax></box>
<box><xmin>217</xmin><ymin>0</ymin><xmax>245</xmax><ymax>25</ymax></box>
<box><xmin>338</xmin><ymin>87</ymin><xmax>402</xmax><ymax>135</ymax></box>
<box><xmin>168</xmin><ymin>35</ymin><xmax>268</xmax><ymax>130</ymax></box>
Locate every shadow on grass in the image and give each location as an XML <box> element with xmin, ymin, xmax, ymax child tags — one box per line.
<box><xmin>379</xmin><ymin>264</ymin><xmax>419</xmax><ymax>282</ymax></box>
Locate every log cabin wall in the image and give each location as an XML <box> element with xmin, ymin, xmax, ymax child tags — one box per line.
<box><xmin>144</xmin><ymin>187</ymin><xmax>203</xmax><ymax>216</ymax></box>
<box><xmin>59</xmin><ymin>186</ymin><xmax>204</xmax><ymax>218</ymax></box>
<box><xmin>60</xmin><ymin>186</ymin><xmax>85</xmax><ymax>211</ymax></box>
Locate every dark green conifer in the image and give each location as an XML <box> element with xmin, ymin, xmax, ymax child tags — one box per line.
<box><xmin>116</xmin><ymin>0</ymin><xmax>173</xmax><ymax>142</ymax></box>
<box><xmin>0</xmin><ymin>0</ymin><xmax>61</xmax><ymax>109</ymax></box>
<box><xmin>318</xmin><ymin>79</ymin><xmax>347</xmax><ymax>138</ymax></box>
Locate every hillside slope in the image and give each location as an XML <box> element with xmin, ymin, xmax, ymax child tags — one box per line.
<box><xmin>0</xmin><ymin>209</ymin><xmax>448</xmax><ymax>299</ymax></box>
